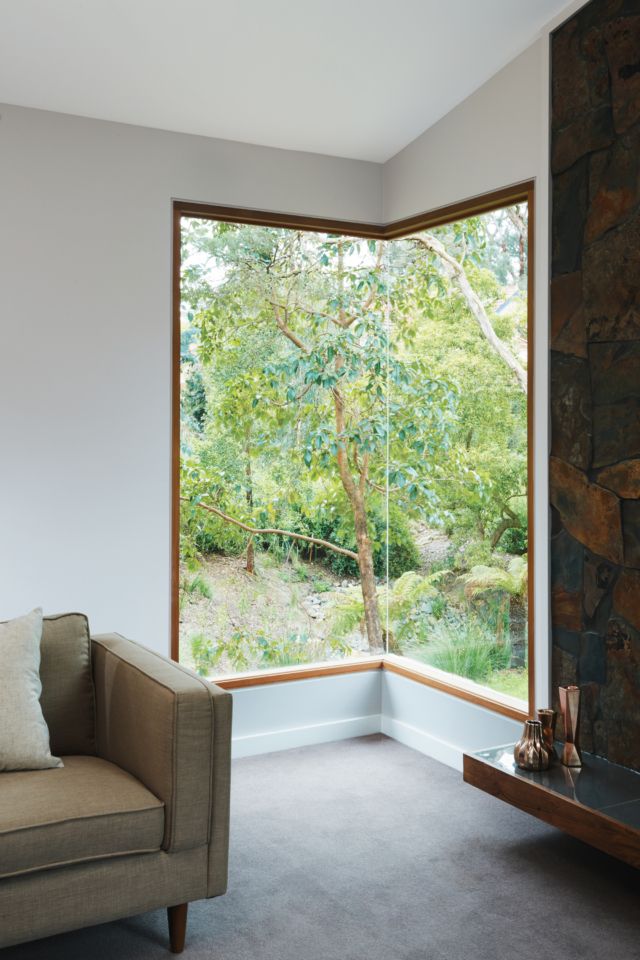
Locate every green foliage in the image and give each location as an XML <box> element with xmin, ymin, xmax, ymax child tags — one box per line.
<box><xmin>190</xmin><ymin>633</ymin><xmax>218</xmax><ymax>676</ymax></box>
<box><xmin>460</xmin><ymin>556</ymin><xmax>528</xmax><ymax>600</ymax></box>
<box><xmin>328</xmin><ymin>587</ymin><xmax>366</xmax><ymax>638</ymax></box>
<box><xmin>301</xmin><ymin>497</ymin><xmax>419</xmax><ymax>578</ymax></box>
<box><xmin>487</xmin><ymin>668</ymin><xmax>528</xmax><ymax>701</ymax></box>
<box><xmin>181</xmin><ymin>572</ymin><xmax>212</xmax><ymax>601</ymax></box>
<box><xmin>405</xmin><ymin>615</ymin><xmax>512</xmax><ymax>682</ymax></box>
<box><xmin>499</xmin><ymin>522</ymin><xmax>528</xmax><ymax>554</ymax></box>
<box><xmin>329</xmin><ymin>570</ymin><xmax>445</xmax><ymax>644</ymax></box>
<box><xmin>189</xmin><ymin>629</ymin><xmax>353</xmax><ymax>676</ymax></box>
<box><xmin>182</xmin><ymin>369</ymin><xmax>207</xmax><ymax>431</ymax></box>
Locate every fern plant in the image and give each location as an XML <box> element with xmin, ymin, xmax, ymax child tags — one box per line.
<box><xmin>328</xmin><ymin>570</ymin><xmax>448</xmax><ymax>650</ymax></box>
<box><xmin>458</xmin><ymin>555</ymin><xmax>527</xmax><ymax>644</ymax></box>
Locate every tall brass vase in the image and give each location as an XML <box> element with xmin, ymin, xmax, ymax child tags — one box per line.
<box><xmin>559</xmin><ymin>685</ymin><xmax>582</xmax><ymax>767</ymax></box>
<box><xmin>514</xmin><ymin>720</ymin><xmax>552</xmax><ymax>771</ymax></box>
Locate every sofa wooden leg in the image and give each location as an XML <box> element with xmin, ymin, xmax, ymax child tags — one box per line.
<box><xmin>168</xmin><ymin>903</ymin><xmax>188</xmax><ymax>954</ymax></box>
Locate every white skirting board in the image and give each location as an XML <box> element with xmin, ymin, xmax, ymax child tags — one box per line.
<box><xmin>380</xmin><ymin>715</ymin><xmax>463</xmax><ymax>771</ymax></box>
<box><xmin>232</xmin><ymin>714</ymin><xmax>381</xmax><ymax>759</ymax></box>
<box><xmin>229</xmin><ymin>668</ymin><xmax>522</xmax><ymax>768</ymax></box>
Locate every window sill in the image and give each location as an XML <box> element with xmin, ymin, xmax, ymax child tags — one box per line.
<box><xmin>210</xmin><ymin>654</ymin><xmax>528</xmax><ymax>721</ymax></box>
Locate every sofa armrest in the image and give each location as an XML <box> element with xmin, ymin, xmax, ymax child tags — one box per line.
<box><xmin>91</xmin><ymin>633</ymin><xmax>232</xmax><ymax>877</ymax></box>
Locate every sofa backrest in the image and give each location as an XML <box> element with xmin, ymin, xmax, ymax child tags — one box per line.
<box><xmin>40</xmin><ymin>613</ymin><xmax>97</xmax><ymax>756</ymax></box>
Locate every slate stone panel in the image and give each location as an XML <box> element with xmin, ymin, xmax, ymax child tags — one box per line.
<box><xmin>551</xmin><ymin>0</ymin><xmax>640</xmax><ymax>771</ymax></box>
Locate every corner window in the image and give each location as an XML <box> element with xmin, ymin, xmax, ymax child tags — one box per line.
<box><xmin>174</xmin><ymin>188</ymin><xmax>532</xmax><ymax>714</ymax></box>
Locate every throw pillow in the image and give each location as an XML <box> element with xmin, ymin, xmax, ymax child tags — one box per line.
<box><xmin>0</xmin><ymin>608</ymin><xmax>63</xmax><ymax>771</ymax></box>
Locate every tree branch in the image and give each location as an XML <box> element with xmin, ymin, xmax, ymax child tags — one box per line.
<box><xmin>506</xmin><ymin>207</ymin><xmax>526</xmax><ymax>237</ymax></box>
<box><xmin>412</xmin><ymin>235</ymin><xmax>527</xmax><ymax>393</ymax></box>
<box><xmin>491</xmin><ymin>515</ymin><xmax>522</xmax><ymax>549</ymax></box>
<box><xmin>270</xmin><ymin>302</ymin><xmax>310</xmax><ymax>353</ymax></box>
<box><xmin>182</xmin><ymin>497</ymin><xmax>359</xmax><ymax>560</ymax></box>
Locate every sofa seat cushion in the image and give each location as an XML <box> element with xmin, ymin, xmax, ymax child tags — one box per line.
<box><xmin>0</xmin><ymin>755</ymin><xmax>164</xmax><ymax>879</ymax></box>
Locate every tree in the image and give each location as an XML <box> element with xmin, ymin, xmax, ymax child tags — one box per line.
<box><xmin>181</xmin><ymin>224</ymin><xmax>457</xmax><ymax>652</ymax></box>
<box><xmin>387</xmin><ymin>211</ymin><xmax>528</xmax><ymax>553</ymax></box>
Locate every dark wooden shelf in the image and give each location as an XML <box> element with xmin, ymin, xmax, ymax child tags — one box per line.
<box><xmin>463</xmin><ymin>744</ymin><xmax>640</xmax><ymax>868</ymax></box>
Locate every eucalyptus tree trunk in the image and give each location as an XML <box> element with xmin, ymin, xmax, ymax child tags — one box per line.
<box><xmin>333</xmin><ymin>385</ymin><xmax>383</xmax><ymax>653</ymax></box>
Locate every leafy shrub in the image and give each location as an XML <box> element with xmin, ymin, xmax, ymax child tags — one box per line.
<box><xmin>190</xmin><ymin>629</ymin><xmax>353</xmax><ymax>676</ymax></box>
<box><xmin>181</xmin><ymin>369</ymin><xmax>207</xmax><ymax>431</ymax></box>
<box><xmin>499</xmin><ymin>524</ymin><xmax>528</xmax><ymax>554</ymax></box>
<box><xmin>190</xmin><ymin>633</ymin><xmax>219</xmax><ymax>676</ymax></box>
<box><xmin>301</xmin><ymin>498</ymin><xmax>419</xmax><ymax>579</ymax></box>
<box><xmin>194</xmin><ymin>515</ymin><xmax>247</xmax><ymax>556</ymax></box>
<box><xmin>328</xmin><ymin>570</ymin><xmax>446</xmax><ymax>646</ymax></box>
<box><xmin>403</xmin><ymin>614</ymin><xmax>512</xmax><ymax>682</ymax></box>
<box><xmin>182</xmin><ymin>572</ymin><xmax>212</xmax><ymax>600</ymax></box>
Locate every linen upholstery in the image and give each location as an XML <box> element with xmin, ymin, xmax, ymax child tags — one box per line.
<box><xmin>0</xmin><ymin>627</ymin><xmax>232</xmax><ymax>950</ymax></box>
<box><xmin>40</xmin><ymin>613</ymin><xmax>96</xmax><ymax>756</ymax></box>
<box><xmin>92</xmin><ymin>635</ymin><xmax>233</xmax><ymax>892</ymax></box>
<box><xmin>0</xmin><ymin>608</ymin><xmax>62</xmax><ymax>771</ymax></box>
<box><xmin>0</xmin><ymin>848</ymin><xmax>207</xmax><ymax>950</ymax></box>
<box><xmin>93</xmin><ymin>634</ymin><xmax>213</xmax><ymax>852</ymax></box>
<box><xmin>206</xmin><ymin>676</ymin><xmax>233</xmax><ymax>896</ymax></box>
<box><xmin>0</xmin><ymin>755</ymin><xmax>164</xmax><ymax>880</ymax></box>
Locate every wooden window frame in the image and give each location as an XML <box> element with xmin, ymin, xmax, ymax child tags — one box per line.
<box><xmin>172</xmin><ymin>180</ymin><xmax>535</xmax><ymax>723</ymax></box>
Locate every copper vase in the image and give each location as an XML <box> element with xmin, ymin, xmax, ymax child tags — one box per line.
<box><xmin>514</xmin><ymin>719</ymin><xmax>552</xmax><ymax>771</ymax></box>
<box><xmin>559</xmin><ymin>685</ymin><xmax>582</xmax><ymax>767</ymax></box>
<box><xmin>537</xmin><ymin>708</ymin><xmax>557</xmax><ymax>763</ymax></box>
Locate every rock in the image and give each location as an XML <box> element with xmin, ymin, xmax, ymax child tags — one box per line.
<box><xmin>597</xmin><ymin>459</ymin><xmax>640</xmax><ymax>497</ymax></box>
<box><xmin>622</xmin><ymin>499</ymin><xmax>640</xmax><ymax>567</ymax></box>
<box><xmin>605</xmin><ymin>616</ymin><xmax>636</xmax><ymax>653</ymax></box>
<box><xmin>577</xmin><ymin>680</ymin><xmax>605</xmax><ymax>754</ymax></box>
<box><xmin>613</xmin><ymin>567</ymin><xmax>640</xmax><ymax>628</ymax></box>
<box><xmin>550</xmin><ymin>272</ymin><xmax>587</xmax><ymax>358</ymax></box>
<box><xmin>552</xmin><ymin>18</ymin><xmax>591</xmax><ymax>131</ymax></box>
<box><xmin>550</xmin><ymin>353</ymin><xmax>592</xmax><ymax>469</ymax></box>
<box><xmin>600</xmin><ymin>653</ymin><xmax>640</xmax><ymax>769</ymax></box>
<box><xmin>585</xmin><ymin>127</ymin><xmax>640</xmax><ymax>243</ymax></box>
<box><xmin>553</xmin><ymin>627</ymin><xmax>580</xmax><ymax>657</ymax></box>
<box><xmin>551</xmin><ymin>587</ymin><xmax>583</xmax><ymax>632</ymax></box>
<box><xmin>603</xmin><ymin>16</ymin><xmax>640</xmax><ymax>134</ymax></box>
<box><xmin>583</xmin><ymin>552</ymin><xmax>616</xmax><ymax>619</ymax></box>
<box><xmin>592</xmin><ymin>399</ymin><xmax>640</xmax><ymax>468</ymax></box>
<box><xmin>590</xmin><ymin>341</ymin><xmax>640</xmax><ymax>405</ymax></box>
<box><xmin>550</xmin><ymin>528</ymin><xmax>584</xmax><ymax>592</ymax></box>
<box><xmin>551</xmin><ymin>105</ymin><xmax>613</xmax><ymax>175</ymax></box>
<box><xmin>583</xmin><ymin>213</ymin><xmax>640</xmax><ymax>341</ymax></box>
<box><xmin>589</xmin><ymin>345</ymin><xmax>640</xmax><ymax>475</ymax></box>
<box><xmin>579</xmin><ymin>631</ymin><xmax>608</xmax><ymax>684</ymax></box>
<box><xmin>550</xmin><ymin>457</ymin><xmax>624</xmax><ymax>564</ymax></box>
<box><xmin>552</xmin><ymin>160</ymin><xmax>589</xmax><ymax>275</ymax></box>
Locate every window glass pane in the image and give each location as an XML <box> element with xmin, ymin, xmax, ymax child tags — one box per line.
<box><xmin>178</xmin><ymin>203</ymin><xmax>529</xmax><ymax>706</ymax></box>
<box><xmin>388</xmin><ymin>204</ymin><xmax>528</xmax><ymax>705</ymax></box>
<box><xmin>179</xmin><ymin>222</ymin><xmax>387</xmax><ymax>676</ymax></box>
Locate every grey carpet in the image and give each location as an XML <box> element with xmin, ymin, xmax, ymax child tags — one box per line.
<box><xmin>3</xmin><ymin>735</ymin><xmax>639</xmax><ymax>960</ymax></box>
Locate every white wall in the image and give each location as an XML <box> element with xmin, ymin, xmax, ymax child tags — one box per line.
<box><xmin>383</xmin><ymin>42</ymin><xmax>544</xmax><ymax>224</ymax></box>
<box><xmin>0</xmin><ymin>105</ymin><xmax>381</xmax><ymax>652</ymax></box>
<box><xmin>232</xmin><ymin>671</ymin><xmax>382</xmax><ymax>759</ymax></box>
<box><xmin>384</xmin><ymin>38</ymin><xmax>553</xmax><ymax>708</ymax></box>
<box><xmin>229</xmin><ymin>669</ymin><xmax>520</xmax><ymax>769</ymax></box>
<box><xmin>381</xmin><ymin>673</ymin><xmax>521</xmax><ymax>772</ymax></box>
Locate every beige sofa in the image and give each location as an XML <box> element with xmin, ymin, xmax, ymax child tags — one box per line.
<box><xmin>0</xmin><ymin>614</ymin><xmax>232</xmax><ymax>953</ymax></box>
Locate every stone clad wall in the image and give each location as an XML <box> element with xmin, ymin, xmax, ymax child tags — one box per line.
<box><xmin>550</xmin><ymin>0</ymin><xmax>640</xmax><ymax>771</ymax></box>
